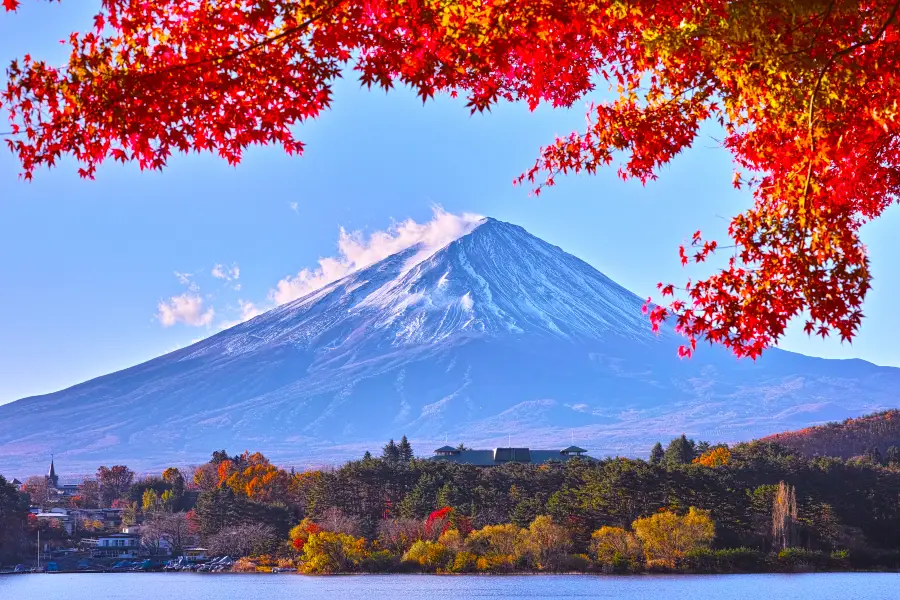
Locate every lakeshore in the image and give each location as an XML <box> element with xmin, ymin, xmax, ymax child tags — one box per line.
<box><xmin>3</xmin><ymin>573</ymin><xmax>900</xmax><ymax>600</ymax></box>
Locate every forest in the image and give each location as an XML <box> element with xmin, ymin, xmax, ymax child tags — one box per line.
<box><xmin>762</xmin><ymin>410</ymin><xmax>900</xmax><ymax>460</ymax></box>
<box><xmin>3</xmin><ymin>428</ymin><xmax>900</xmax><ymax>573</ymax></box>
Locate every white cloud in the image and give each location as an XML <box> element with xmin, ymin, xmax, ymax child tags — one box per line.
<box><xmin>270</xmin><ymin>207</ymin><xmax>484</xmax><ymax>305</ymax></box>
<box><xmin>174</xmin><ymin>271</ymin><xmax>199</xmax><ymax>292</ymax></box>
<box><xmin>289</xmin><ymin>202</ymin><xmax>299</xmax><ymax>215</ymax></box>
<box><xmin>217</xmin><ymin>299</ymin><xmax>265</xmax><ymax>330</ymax></box>
<box><xmin>212</xmin><ymin>263</ymin><xmax>240</xmax><ymax>281</ymax></box>
<box><xmin>156</xmin><ymin>294</ymin><xmax>215</xmax><ymax>327</ymax></box>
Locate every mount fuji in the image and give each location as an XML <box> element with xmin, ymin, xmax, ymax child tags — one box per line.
<box><xmin>1</xmin><ymin>218</ymin><xmax>898</xmax><ymax>474</ymax></box>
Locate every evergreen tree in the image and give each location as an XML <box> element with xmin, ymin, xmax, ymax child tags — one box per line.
<box><xmin>0</xmin><ymin>475</ymin><xmax>30</xmax><ymax>564</ymax></box>
<box><xmin>398</xmin><ymin>474</ymin><xmax>437</xmax><ymax>519</ymax></box>
<box><xmin>193</xmin><ymin>487</ymin><xmax>241</xmax><ymax>536</ymax></box>
<box><xmin>382</xmin><ymin>439</ymin><xmax>400</xmax><ymax>463</ymax></box>
<box><xmin>363</xmin><ymin>451</ymin><xmax>372</xmax><ymax>460</ymax></box>
<box><xmin>456</xmin><ymin>443</ymin><xmax>470</xmax><ymax>451</ymax></box>
<box><xmin>695</xmin><ymin>441</ymin><xmax>711</xmax><ymax>457</ymax></box>
<box><xmin>664</xmin><ymin>435</ymin><xmax>696</xmax><ymax>466</ymax></box>
<box><xmin>649</xmin><ymin>442</ymin><xmax>664</xmax><ymax>465</ymax></box>
<box><xmin>885</xmin><ymin>446</ymin><xmax>900</xmax><ymax>466</ymax></box>
<box><xmin>398</xmin><ymin>435</ymin><xmax>414</xmax><ymax>462</ymax></box>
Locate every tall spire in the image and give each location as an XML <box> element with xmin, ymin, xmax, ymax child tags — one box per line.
<box><xmin>47</xmin><ymin>454</ymin><xmax>58</xmax><ymax>488</ymax></box>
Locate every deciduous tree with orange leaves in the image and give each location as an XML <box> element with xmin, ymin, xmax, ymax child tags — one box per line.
<box><xmin>3</xmin><ymin>0</ymin><xmax>899</xmax><ymax>358</ymax></box>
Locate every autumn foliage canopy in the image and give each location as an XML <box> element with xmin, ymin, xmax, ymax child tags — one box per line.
<box><xmin>3</xmin><ymin>0</ymin><xmax>899</xmax><ymax>358</ymax></box>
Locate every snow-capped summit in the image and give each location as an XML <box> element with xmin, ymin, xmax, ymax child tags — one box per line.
<box><xmin>188</xmin><ymin>218</ymin><xmax>656</xmax><ymax>362</ymax></box>
<box><xmin>0</xmin><ymin>218</ymin><xmax>897</xmax><ymax>474</ymax></box>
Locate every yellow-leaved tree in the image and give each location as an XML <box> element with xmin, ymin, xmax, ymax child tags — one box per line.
<box><xmin>632</xmin><ymin>507</ymin><xmax>715</xmax><ymax>567</ymax></box>
<box><xmin>590</xmin><ymin>526</ymin><xmax>642</xmax><ymax>568</ymax></box>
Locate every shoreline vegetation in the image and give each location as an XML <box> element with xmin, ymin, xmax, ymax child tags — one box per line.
<box><xmin>3</xmin><ymin>430</ymin><xmax>900</xmax><ymax>576</ymax></box>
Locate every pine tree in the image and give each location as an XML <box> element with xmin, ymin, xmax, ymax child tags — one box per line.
<box><xmin>193</xmin><ymin>487</ymin><xmax>241</xmax><ymax>536</ymax></box>
<box><xmin>398</xmin><ymin>435</ymin><xmax>414</xmax><ymax>462</ymax></box>
<box><xmin>363</xmin><ymin>451</ymin><xmax>372</xmax><ymax>460</ymax></box>
<box><xmin>695</xmin><ymin>441</ymin><xmax>711</xmax><ymax>457</ymax></box>
<box><xmin>664</xmin><ymin>435</ymin><xmax>696</xmax><ymax>467</ymax></box>
<box><xmin>649</xmin><ymin>442</ymin><xmax>664</xmax><ymax>465</ymax></box>
<box><xmin>382</xmin><ymin>439</ymin><xmax>400</xmax><ymax>463</ymax></box>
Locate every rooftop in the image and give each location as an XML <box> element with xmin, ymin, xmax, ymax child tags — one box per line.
<box><xmin>429</xmin><ymin>445</ymin><xmax>594</xmax><ymax>466</ymax></box>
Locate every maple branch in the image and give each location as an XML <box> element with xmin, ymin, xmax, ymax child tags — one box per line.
<box><xmin>802</xmin><ymin>0</ymin><xmax>900</xmax><ymax>202</ymax></box>
<box><xmin>133</xmin><ymin>1</ymin><xmax>346</xmax><ymax>79</ymax></box>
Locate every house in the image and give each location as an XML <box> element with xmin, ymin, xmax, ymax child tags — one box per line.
<box><xmin>82</xmin><ymin>533</ymin><xmax>141</xmax><ymax>558</ymax></box>
<box><xmin>34</xmin><ymin>508</ymin><xmax>75</xmax><ymax>535</ymax></box>
<box><xmin>183</xmin><ymin>548</ymin><xmax>209</xmax><ymax>561</ymax></box>
<box><xmin>429</xmin><ymin>445</ymin><xmax>593</xmax><ymax>466</ymax></box>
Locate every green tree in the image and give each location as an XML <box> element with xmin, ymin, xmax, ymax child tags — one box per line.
<box><xmin>382</xmin><ymin>439</ymin><xmax>400</xmax><ymax>464</ymax></box>
<box><xmin>398</xmin><ymin>436</ymin><xmax>414</xmax><ymax>462</ymax></box>
<box><xmin>0</xmin><ymin>475</ymin><xmax>29</xmax><ymax>564</ymax></box>
<box><xmin>193</xmin><ymin>487</ymin><xmax>242</xmax><ymax>537</ymax></box>
<box><xmin>664</xmin><ymin>435</ymin><xmax>696</xmax><ymax>467</ymax></box>
<box><xmin>649</xmin><ymin>442</ymin><xmax>664</xmax><ymax>466</ymax></box>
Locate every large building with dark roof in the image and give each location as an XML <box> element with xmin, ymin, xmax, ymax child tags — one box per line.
<box><xmin>429</xmin><ymin>445</ymin><xmax>593</xmax><ymax>466</ymax></box>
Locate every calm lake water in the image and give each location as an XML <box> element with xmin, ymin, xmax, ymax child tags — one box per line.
<box><xmin>1</xmin><ymin>572</ymin><xmax>898</xmax><ymax>600</ymax></box>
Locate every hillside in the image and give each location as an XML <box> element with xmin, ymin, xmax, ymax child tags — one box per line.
<box><xmin>762</xmin><ymin>410</ymin><xmax>900</xmax><ymax>459</ymax></box>
<box><xmin>1</xmin><ymin>218</ymin><xmax>899</xmax><ymax>475</ymax></box>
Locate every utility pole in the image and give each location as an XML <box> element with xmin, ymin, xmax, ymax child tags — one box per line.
<box><xmin>37</xmin><ymin>529</ymin><xmax>40</xmax><ymax>572</ymax></box>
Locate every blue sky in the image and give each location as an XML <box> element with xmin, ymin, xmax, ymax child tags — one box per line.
<box><xmin>1</xmin><ymin>3</ymin><xmax>899</xmax><ymax>405</ymax></box>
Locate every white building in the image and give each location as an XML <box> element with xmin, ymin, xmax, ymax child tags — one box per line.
<box><xmin>82</xmin><ymin>533</ymin><xmax>141</xmax><ymax>558</ymax></box>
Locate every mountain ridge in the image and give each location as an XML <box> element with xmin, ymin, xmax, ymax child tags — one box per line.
<box><xmin>1</xmin><ymin>217</ymin><xmax>898</xmax><ymax>476</ymax></box>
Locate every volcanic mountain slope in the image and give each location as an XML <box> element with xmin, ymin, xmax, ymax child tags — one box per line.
<box><xmin>1</xmin><ymin>218</ymin><xmax>898</xmax><ymax>475</ymax></box>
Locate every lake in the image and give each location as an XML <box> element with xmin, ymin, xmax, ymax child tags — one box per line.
<box><xmin>1</xmin><ymin>573</ymin><xmax>898</xmax><ymax>599</ymax></box>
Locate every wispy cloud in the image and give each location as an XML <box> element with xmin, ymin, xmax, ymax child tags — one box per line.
<box><xmin>174</xmin><ymin>271</ymin><xmax>199</xmax><ymax>292</ymax></box>
<box><xmin>156</xmin><ymin>294</ymin><xmax>215</xmax><ymax>327</ymax></box>
<box><xmin>289</xmin><ymin>202</ymin><xmax>299</xmax><ymax>215</ymax></box>
<box><xmin>217</xmin><ymin>299</ymin><xmax>264</xmax><ymax>331</ymax></box>
<box><xmin>157</xmin><ymin>208</ymin><xmax>483</xmax><ymax>333</ymax></box>
<box><xmin>270</xmin><ymin>207</ymin><xmax>483</xmax><ymax>305</ymax></box>
<box><xmin>211</xmin><ymin>263</ymin><xmax>240</xmax><ymax>281</ymax></box>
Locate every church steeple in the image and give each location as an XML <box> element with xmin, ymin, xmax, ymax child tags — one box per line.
<box><xmin>47</xmin><ymin>455</ymin><xmax>59</xmax><ymax>489</ymax></box>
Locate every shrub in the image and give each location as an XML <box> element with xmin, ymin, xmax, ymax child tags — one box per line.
<box><xmin>466</xmin><ymin>524</ymin><xmax>521</xmax><ymax>556</ymax></box>
<box><xmin>558</xmin><ymin>553</ymin><xmax>592</xmax><ymax>572</ymax></box>
<box><xmin>680</xmin><ymin>548</ymin><xmax>766</xmax><ymax>573</ymax></box>
<box><xmin>517</xmin><ymin>515</ymin><xmax>573</xmax><ymax>571</ymax></box>
<box><xmin>474</xmin><ymin>553</ymin><xmax>515</xmax><ymax>573</ymax></box>
<box><xmin>438</xmin><ymin>528</ymin><xmax>464</xmax><ymax>552</ymax></box>
<box><xmin>402</xmin><ymin>540</ymin><xmax>451</xmax><ymax>572</ymax></box>
<box><xmin>232</xmin><ymin>558</ymin><xmax>257</xmax><ymax>572</ymax></box>
<box><xmin>591</xmin><ymin>526</ymin><xmax>642</xmax><ymax>566</ymax></box>
<box><xmin>450</xmin><ymin>551</ymin><xmax>478</xmax><ymax>573</ymax></box>
<box><xmin>300</xmin><ymin>531</ymin><xmax>367</xmax><ymax>574</ymax></box>
<box><xmin>775</xmin><ymin>548</ymin><xmax>832</xmax><ymax>571</ymax></box>
<box><xmin>360</xmin><ymin>549</ymin><xmax>396</xmax><ymax>573</ymax></box>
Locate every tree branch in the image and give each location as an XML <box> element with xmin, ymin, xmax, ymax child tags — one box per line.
<box><xmin>802</xmin><ymin>0</ymin><xmax>900</xmax><ymax>203</ymax></box>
